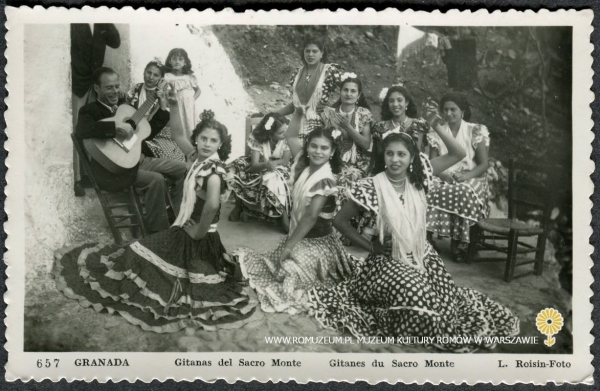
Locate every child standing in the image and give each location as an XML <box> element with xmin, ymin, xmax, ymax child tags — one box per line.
<box><xmin>165</xmin><ymin>48</ymin><xmax>201</xmax><ymax>156</ymax></box>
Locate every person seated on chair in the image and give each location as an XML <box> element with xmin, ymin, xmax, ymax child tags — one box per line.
<box><xmin>75</xmin><ymin>66</ymin><xmax>186</xmax><ymax>234</ymax></box>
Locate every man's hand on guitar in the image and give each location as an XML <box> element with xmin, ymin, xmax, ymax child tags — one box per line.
<box><xmin>115</xmin><ymin>122</ymin><xmax>134</xmax><ymax>141</ymax></box>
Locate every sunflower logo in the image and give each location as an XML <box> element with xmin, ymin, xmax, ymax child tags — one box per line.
<box><xmin>536</xmin><ymin>308</ymin><xmax>564</xmax><ymax>347</ymax></box>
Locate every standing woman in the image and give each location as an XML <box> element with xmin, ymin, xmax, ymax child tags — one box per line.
<box><xmin>276</xmin><ymin>36</ymin><xmax>342</xmax><ymax>155</ymax></box>
<box><xmin>319</xmin><ymin>72</ymin><xmax>373</xmax><ymax>189</ymax></box>
<box><xmin>228</xmin><ymin>113</ymin><xmax>292</xmax><ymax>232</ymax></box>
<box><xmin>126</xmin><ymin>59</ymin><xmax>185</xmax><ymax>161</ymax></box>
<box><xmin>307</xmin><ymin>120</ymin><xmax>518</xmax><ymax>352</ymax></box>
<box><xmin>370</xmin><ymin>86</ymin><xmax>430</xmax><ymax>171</ymax></box>
<box><xmin>426</xmin><ymin>92</ymin><xmax>490</xmax><ymax>262</ymax></box>
<box><xmin>235</xmin><ymin>122</ymin><xmax>352</xmax><ymax>314</ymax></box>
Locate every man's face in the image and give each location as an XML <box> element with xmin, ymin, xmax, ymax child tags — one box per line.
<box><xmin>95</xmin><ymin>73</ymin><xmax>120</xmax><ymax>106</ymax></box>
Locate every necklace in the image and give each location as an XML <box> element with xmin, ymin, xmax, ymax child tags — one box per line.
<box><xmin>386</xmin><ymin>174</ymin><xmax>407</xmax><ymax>184</ymax></box>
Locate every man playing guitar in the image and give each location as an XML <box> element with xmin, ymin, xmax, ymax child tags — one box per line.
<box><xmin>75</xmin><ymin>67</ymin><xmax>186</xmax><ymax>234</ymax></box>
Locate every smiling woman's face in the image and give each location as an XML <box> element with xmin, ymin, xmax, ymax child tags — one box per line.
<box><xmin>303</xmin><ymin>44</ymin><xmax>323</xmax><ymax>66</ymax></box>
<box><xmin>384</xmin><ymin>140</ymin><xmax>412</xmax><ymax>177</ymax></box>
<box><xmin>307</xmin><ymin>135</ymin><xmax>333</xmax><ymax>167</ymax></box>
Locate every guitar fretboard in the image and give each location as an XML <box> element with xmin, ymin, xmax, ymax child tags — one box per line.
<box><xmin>129</xmin><ymin>90</ymin><xmax>158</xmax><ymax>126</ymax></box>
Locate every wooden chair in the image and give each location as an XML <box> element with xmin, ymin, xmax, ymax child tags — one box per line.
<box><xmin>466</xmin><ymin>159</ymin><xmax>554</xmax><ymax>282</ymax></box>
<box><xmin>245</xmin><ymin>113</ymin><xmax>264</xmax><ymax>155</ymax></box>
<box><xmin>71</xmin><ymin>134</ymin><xmax>147</xmax><ymax>245</ymax></box>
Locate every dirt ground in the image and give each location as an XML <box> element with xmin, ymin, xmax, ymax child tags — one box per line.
<box><xmin>25</xmin><ymin>193</ymin><xmax>572</xmax><ymax>354</ymax></box>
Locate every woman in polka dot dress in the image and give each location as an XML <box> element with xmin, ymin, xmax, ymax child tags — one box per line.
<box><xmin>235</xmin><ymin>125</ymin><xmax>352</xmax><ymax>314</ymax></box>
<box><xmin>306</xmin><ymin>121</ymin><xmax>519</xmax><ymax>352</ymax></box>
<box><xmin>426</xmin><ymin>92</ymin><xmax>491</xmax><ymax>262</ymax></box>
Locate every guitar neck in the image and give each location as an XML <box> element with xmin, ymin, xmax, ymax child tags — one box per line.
<box><xmin>130</xmin><ymin>90</ymin><xmax>158</xmax><ymax>125</ymax></box>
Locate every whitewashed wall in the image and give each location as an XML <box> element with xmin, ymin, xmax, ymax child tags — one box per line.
<box><xmin>130</xmin><ymin>25</ymin><xmax>256</xmax><ymax>160</ymax></box>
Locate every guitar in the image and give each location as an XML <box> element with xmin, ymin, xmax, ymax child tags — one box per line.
<box><xmin>83</xmin><ymin>80</ymin><xmax>168</xmax><ymax>174</ymax></box>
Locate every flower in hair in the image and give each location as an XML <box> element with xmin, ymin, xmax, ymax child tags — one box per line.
<box><xmin>340</xmin><ymin>72</ymin><xmax>357</xmax><ymax>82</ymax></box>
<box><xmin>331</xmin><ymin>129</ymin><xmax>342</xmax><ymax>140</ymax></box>
<box><xmin>152</xmin><ymin>57</ymin><xmax>164</xmax><ymax>68</ymax></box>
<box><xmin>265</xmin><ymin>116</ymin><xmax>275</xmax><ymax>131</ymax></box>
<box><xmin>200</xmin><ymin>109</ymin><xmax>215</xmax><ymax>122</ymax></box>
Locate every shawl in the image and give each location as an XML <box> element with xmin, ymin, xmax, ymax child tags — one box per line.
<box><xmin>289</xmin><ymin>162</ymin><xmax>335</xmax><ymax>235</ymax></box>
<box><xmin>295</xmin><ymin>63</ymin><xmax>325</xmax><ymax>105</ymax></box>
<box><xmin>372</xmin><ymin>171</ymin><xmax>427</xmax><ymax>272</ymax></box>
<box><xmin>292</xmin><ymin>63</ymin><xmax>331</xmax><ymax>135</ymax></box>
<box><xmin>172</xmin><ymin>152</ymin><xmax>230</xmax><ymax>227</ymax></box>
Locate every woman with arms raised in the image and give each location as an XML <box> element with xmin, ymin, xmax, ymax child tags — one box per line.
<box><xmin>306</xmin><ymin>115</ymin><xmax>519</xmax><ymax>352</ymax></box>
<box><xmin>235</xmin><ymin>119</ymin><xmax>351</xmax><ymax>314</ymax></box>
<box><xmin>228</xmin><ymin>113</ymin><xmax>292</xmax><ymax>232</ymax></box>
<box><xmin>426</xmin><ymin>92</ymin><xmax>491</xmax><ymax>262</ymax></box>
<box><xmin>54</xmin><ymin>111</ymin><xmax>257</xmax><ymax>333</ymax></box>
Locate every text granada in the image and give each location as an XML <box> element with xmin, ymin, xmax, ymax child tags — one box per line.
<box><xmin>75</xmin><ymin>358</ymin><xmax>130</xmax><ymax>366</ymax></box>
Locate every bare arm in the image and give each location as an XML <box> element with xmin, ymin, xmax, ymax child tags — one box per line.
<box><xmin>276</xmin><ymin>102</ymin><xmax>295</xmax><ymax>116</ymax></box>
<box><xmin>193</xmin><ymin>86</ymin><xmax>201</xmax><ymax>100</ymax></box>
<box><xmin>429</xmin><ymin>122</ymin><xmax>467</xmax><ymax>176</ymax></box>
<box><xmin>285</xmin><ymin>108</ymin><xmax>305</xmax><ymax>158</ymax></box>
<box><xmin>183</xmin><ymin>174</ymin><xmax>221</xmax><ymax>240</ymax></box>
<box><xmin>278</xmin><ymin>194</ymin><xmax>327</xmax><ymax>262</ymax></box>
<box><xmin>168</xmin><ymin>101</ymin><xmax>195</xmax><ymax>156</ymax></box>
<box><xmin>454</xmin><ymin>142</ymin><xmax>489</xmax><ymax>182</ymax></box>
<box><xmin>334</xmin><ymin>200</ymin><xmax>371</xmax><ymax>252</ymax></box>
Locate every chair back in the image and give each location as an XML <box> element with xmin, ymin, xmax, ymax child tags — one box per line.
<box><xmin>245</xmin><ymin>113</ymin><xmax>264</xmax><ymax>156</ymax></box>
<box><xmin>71</xmin><ymin>133</ymin><xmax>102</xmax><ymax>193</ymax></box>
<box><xmin>507</xmin><ymin>159</ymin><xmax>556</xmax><ymax>228</ymax></box>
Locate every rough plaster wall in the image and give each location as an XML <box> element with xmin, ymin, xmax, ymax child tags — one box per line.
<box><xmin>23</xmin><ymin>24</ymin><xmax>130</xmax><ymax>284</ymax></box>
<box><xmin>130</xmin><ymin>25</ymin><xmax>256</xmax><ymax>160</ymax></box>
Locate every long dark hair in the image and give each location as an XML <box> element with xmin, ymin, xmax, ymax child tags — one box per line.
<box><xmin>252</xmin><ymin>113</ymin><xmax>287</xmax><ymax>144</ymax></box>
<box><xmin>293</xmin><ymin>127</ymin><xmax>343</xmax><ymax>182</ymax></box>
<box><xmin>165</xmin><ymin>48</ymin><xmax>193</xmax><ymax>75</ymax></box>
<box><xmin>300</xmin><ymin>36</ymin><xmax>328</xmax><ymax>65</ymax></box>
<box><xmin>191</xmin><ymin>110</ymin><xmax>232</xmax><ymax>161</ymax></box>
<box><xmin>440</xmin><ymin>91</ymin><xmax>472</xmax><ymax>121</ymax></box>
<box><xmin>332</xmin><ymin>76</ymin><xmax>371</xmax><ymax>111</ymax></box>
<box><xmin>144</xmin><ymin>60</ymin><xmax>165</xmax><ymax>77</ymax></box>
<box><xmin>380</xmin><ymin>86</ymin><xmax>418</xmax><ymax>120</ymax></box>
<box><xmin>371</xmin><ymin>133</ymin><xmax>427</xmax><ymax>191</ymax></box>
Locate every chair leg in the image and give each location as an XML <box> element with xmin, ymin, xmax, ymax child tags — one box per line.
<box><xmin>129</xmin><ymin>188</ymin><xmax>147</xmax><ymax>238</ymax></box>
<box><xmin>534</xmin><ymin>233</ymin><xmax>547</xmax><ymax>276</ymax></box>
<box><xmin>466</xmin><ymin>225</ymin><xmax>480</xmax><ymax>264</ymax></box>
<box><xmin>504</xmin><ymin>229</ymin><xmax>519</xmax><ymax>282</ymax></box>
<box><xmin>99</xmin><ymin>193</ymin><xmax>124</xmax><ymax>245</ymax></box>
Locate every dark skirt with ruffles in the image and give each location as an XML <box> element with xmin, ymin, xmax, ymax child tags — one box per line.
<box><xmin>53</xmin><ymin>227</ymin><xmax>258</xmax><ymax>333</ymax></box>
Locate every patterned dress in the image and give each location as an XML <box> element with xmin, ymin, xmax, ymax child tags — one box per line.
<box><xmin>289</xmin><ymin>63</ymin><xmax>342</xmax><ymax>137</ymax></box>
<box><xmin>229</xmin><ymin>134</ymin><xmax>292</xmax><ymax>220</ymax></box>
<box><xmin>306</xmin><ymin>163</ymin><xmax>520</xmax><ymax>352</ymax></box>
<box><xmin>320</xmin><ymin>106</ymin><xmax>374</xmax><ymax>189</ymax></box>
<box><xmin>370</xmin><ymin>118</ymin><xmax>430</xmax><ymax>173</ymax></box>
<box><xmin>426</xmin><ymin>121</ymin><xmax>491</xmax><ymax>243</ymax></box>
<box><xmin>235</xmin><ymin>163</ymin><xmax>352</xmax><ymax>314</ymax></box>
<box><xmin>53</xmin><ymin>159</ymin><xmax>258</xmax><ymax>333</ymax></box>
<box><xmin>165</xmin><ymin>73</ymin><xmax>198</xmax><ymax>138</ymax></box>
<box><xmin>126</xmin><ymin>83</ymin><xmax>185</xmax><ymax>161</ymax></box>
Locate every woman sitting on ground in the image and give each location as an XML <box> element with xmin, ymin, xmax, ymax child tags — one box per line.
<box><xmin>54</xmin><ymin>111</ymin><xmax>258</xmax><ymax>333</ymax></box>
<box><xmin>370</xmin><ymin>85</ymin><xmax>430</xmax><ymax>169</ymax></box>
<box><xmin>306</xmin><ymin>117</ymin><xmax>519</xmax><ymax>352</ymax></box>
<box><xmin>228</xmin><ymin>113</ymin><xmax>292</xmax><ymax>232</ymax></box>
<box><xmin>319</xmin><ymin>72</ymin><xmax>373</xmax><ymax>189</ymax></box>
<box><xmin>426</xmin><ymin>91</ymin><xmax>491</xmax><ymax>262</ymax></box>
<box><xmin>235</xmin><ymin>117</ymin><xmax>352</xmax><ymax>314</ymax></box>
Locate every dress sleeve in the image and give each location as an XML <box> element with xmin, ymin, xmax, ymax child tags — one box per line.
<box><xmin>471</xmin><ymin>124</ymin><xmax>490</xmax><ymax>149</ymax></box>
<box><xmin>288</xmin><ymin>67</ymin><xmax>301</xmax><ymax>94</ymax></box>
<box><xmin>194</xmin><ymin>160</ymin><xmax>232</xmax><ymax>200</ymax></box>
<box><xmin>427</xmin><ymin>131</ymin><xmax>442</xmax><ymax>152</ymax></box>
<box><xmin>358</xmin><ymin>108</ymin><xmax>374</xmax><ymax>129</ymax></box>
<box><xmin>188</xmin><ymin>74</ymin><xmax>199</xmax><ymax>88</ymax></box>
<box><xmin>319</xmin><ymin>63</ymin><xmax>342</xmax><ymax>106</ymax></box>
<box><xmin>307</xmin><ymin>178</ymin><xmax>338</xmax><ymax>199</ymax></box>
<box><xmin>125</xmin><ymin>84</ymin><xmax>139</xmax><ymax>106</ymax></box>
<box><xmin>247</xmin><ymin>134</ymin><xmax>262</xmax><ymax>153</ymax></box>
<box><xmin>320</xmin><ymin>107</ymin><xmax>335</xmax><ymax>128</ymax></box>
<box><xmin>347</xmin><ymin>178</ymin><xmax>378</xmax><ymax>214</ymax></box>
<box><xmin>419</xmin><ymin>152</ymin><xmax>434</xmax><ymax>193</ymax></box>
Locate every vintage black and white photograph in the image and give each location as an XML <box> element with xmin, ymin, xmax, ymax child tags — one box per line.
<box><xmin>5</xmin><ymin>7</ymin><xmax>593</xmax><ymax>384</ymax></box>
